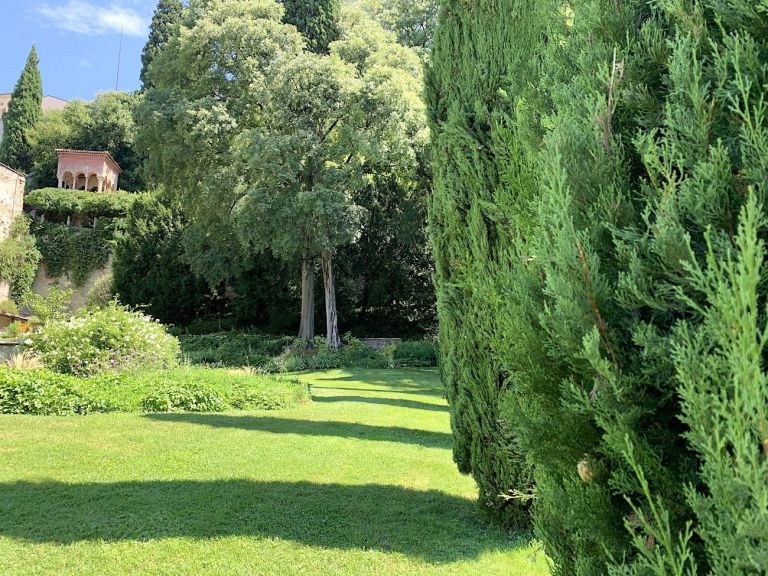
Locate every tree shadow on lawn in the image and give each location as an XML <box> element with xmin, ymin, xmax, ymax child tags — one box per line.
<box><xmin>144</xmin><ymin>413</ymin><xmax>452</xmax><ymax>449</ymax></box>
<box><xmin>0</xmin><ymin>480</ymin><xmax>522</xmax><ymax>562</ymax></box>
<box><xmin>308</xmin><ymin>369</ymin><xmax>444</xmax><ymax>396</ymax></box>
<box><xmin>312</xmin><ymin>395</ymin><xmax>449</xmax><ymax>413</ymax></box>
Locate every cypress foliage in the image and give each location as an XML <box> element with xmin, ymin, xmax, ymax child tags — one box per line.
<box><xmin>425</xmin><ymin>0</ymin><xmax>556</xmax><ymax>527</ymax></box>
<box><xmin>0</xmin><ymin>46</ymin><xmax>42</xmax><ymax>173</ymax></box>
<box><xmin>430</xmin><ymin>0</ymin><xmax>768</xmax><ymax>573</ymax></box>
<box><xmin>140</xmin><ymin>0</ymin><xmax>185</xmax><ymax>89</ymax></box>
<box><xmin>281</xmin><ymin>0</ymin><xmax>340</xmax><ymax>54</ymax></box>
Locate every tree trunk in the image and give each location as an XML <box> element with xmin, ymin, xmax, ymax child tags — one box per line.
<box><xmin>298</xmin><ymin>254</ymin><xmax>315</xmax><ymax>345</ymax></box>
<box><xmin>321</xmin><ymin>251</ymin><xmax>341</xmax><ymax>350</ymax></box>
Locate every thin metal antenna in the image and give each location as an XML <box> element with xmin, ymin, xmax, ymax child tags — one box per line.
<box><xmin>115</xmin><ymin>27</ymin><xmax>124</xmax><ymax>91</ymax></box>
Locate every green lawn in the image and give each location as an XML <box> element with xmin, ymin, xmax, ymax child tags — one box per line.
<box><xmin>0</xmin><ymin>368</ymin><xmax>549</xmax><ymax>575</ymax></box>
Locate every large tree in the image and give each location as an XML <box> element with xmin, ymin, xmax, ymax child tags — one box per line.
<box><xmin>139</xmin><ymin>0</ymin><xmax>425</xmax><ymax>347</ymax></box>
<box><xmin>0</xmin><ymin>46</ymin><xmax>42</xmax><ymax>173</ymax></box>
<box><xmin>352</xmin><ymin>0</ymin><xmax>438</xmax><ymax>51</ymax></box>
<box><xmin>140</xmin><ymin>0</ymin><xmax>185</xmax><ymax>89</ymax></box>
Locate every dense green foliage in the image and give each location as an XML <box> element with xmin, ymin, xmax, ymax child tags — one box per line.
<box><xmin>282</xmin><ymin>0</ymin><xmax>340</xmax><ymax>53</ymax></box>
<box><xmin>0</xmin><ymin>217</ymin><xmax>41</xmax><ymax>300</ymax></box>
<box><xmin>180</xmin><ymin>332</ymin><xmax>294</xmax><ymax>366</ymax></box>
<box><xmin>21</xmin><ymin>285</ymin><xmax>72</xmax><ymax>324</ymax></box>
<box><xmin>179</xmin><ymin>331</ymin><xmax>437</xmax><ymax>371</ymax></box>
<box><xmin>141</xmin><ymin>0</ymin><xmax>184</xmax><ymax>88</ymax></box>
<box><xmin>0</xmin><ymin>365</ymin><xmax>311</xmax><ymax>415</ymax></box>
<box><xmin>28</xmin><ymin>92</ymin><xmax>145</xmax><ymax>190</ymax></box>
<box><xmin>429</xmin><ymin>0</ymin><xmax>768</xmax><ymax>574</ymax></box>
<box><xmin>426</xmin><ymin>0</ymin><xmax>550</xmax><ymax>527</ymax></box>
<box><xmin>0</xmin><ymin>46</ymin><xmax>42</xmax><ymax>173</ymax></box>
<box><xmin>138</xmin><ymin>369</ymin><xmax>310</xmax><ymax>412</ymax></box>
<box><xmin>113</xmin><ymin>195</ymin><xmax>214</xmax><ymax>323</ymax></box>
<box><xmin>30</xmin><ymin>220</ymin><xmax>115</xmax><ymax>286</ymax></box>
<box><xmin>30</xmin><ymin>303</ymin><xmax>180</xmax><ymax>376</ymax></box>
<box><xmin>26</xmin><ymin>188</ymin><xmax>137</xmax><ymax>286</ymax></box>
<box><xmin>335</xmin><ymin>163</ymin><xmax>435</xmax><ymax>336</ymax></box>
<box><xmin>351</xmin><ymin>0</ymin><xmax>437</xmax><ymax>51</ymax></box>
<box><xmin>0</xmin><ymin>368</ymin><xmax>110</xmax><ymax>415</ymax></box>
<box><xmin>139</xmin><ymin>0</ymin><xmax>427</xmax><ymax>347</ymax></box>
<box><xmin>25</xmin><ymin>188</ymin><xmax>139</xmax><ymax>217</ymax></box>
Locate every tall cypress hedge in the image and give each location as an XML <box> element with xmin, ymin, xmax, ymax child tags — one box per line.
<box><xmin>425</xmin><ymin>0</ymin><xmax>556</xmax><ymax>527</ymax></box>
<box><xmin>429</xmin><ymin>0</ymin><xmax>768</xmax><ymax>573</ymax></box>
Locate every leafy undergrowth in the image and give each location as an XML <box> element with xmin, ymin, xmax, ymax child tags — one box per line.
<box><xmin>0</xmin><ymin>368</ymin><xmax>548</xmax><ymax>576</ymax></box>
<box><xmin>0</xmin><ymin>366</ymin><xmax>311</xmax><ymax>415</ymax></box>
<box><xmin>179</xmin><ymin>332</ymin><xmax>438</xmax><ymax>370</ymax></box>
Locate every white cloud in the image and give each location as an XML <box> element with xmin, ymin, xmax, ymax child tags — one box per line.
<box><xmin>78</xmin><ymin>59</ymin><xmax>93</xmax><ymax>68</ymax></box>
<box><xmin>35</xmin><ymin>1</ymin><xmax>148</xmax><ymax>37</ymax></box>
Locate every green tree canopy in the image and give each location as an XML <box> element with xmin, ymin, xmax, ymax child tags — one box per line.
<box><xmin>351</xmin><ymin>0</ymin><xmax>438</xmax><ymax>51</ymax></box>
<box><xmin>140</xmin><ymin>0</ymin><xmax>426</xmax><ymax>347</ymax></box>
<box><xmin>0</xmin><ymin>46</ymin><xmax>43</xmax><ymax>173</ymax></box>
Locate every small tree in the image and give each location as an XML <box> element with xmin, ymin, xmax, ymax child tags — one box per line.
<box><xmin>0</xmin><ymin>46</ymin><xmax>42</xmax><ymax>173</ymax></box>
<box><xmin>141</xmin><ymin>0</ymin><xmax>185</xmax><ymax>88</ymax></box>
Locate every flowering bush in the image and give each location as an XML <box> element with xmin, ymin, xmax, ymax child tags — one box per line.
<box><xmin>29</xmin><ymin>303</ymin><xmax>180</xmax><ymax>376</ymax></box>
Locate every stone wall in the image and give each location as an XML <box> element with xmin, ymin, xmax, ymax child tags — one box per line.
<box><xmin>0</xmin><ymin>164</ymin><xmax>25</xmax><ymax>300</ymax></box>
<box><xmin>31</xmin><ymin>256</ymin><xmax>113</xmax><ymax>311</ymax></box>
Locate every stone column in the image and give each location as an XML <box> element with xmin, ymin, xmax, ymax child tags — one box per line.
<box><xmin>57</xmin><ymin>176</ymin><xmax>63</xmax><ymax>188</ymax></box>
<box><xmin>97</xmin><ymin>177</ymin><xmax>104</xmax><ymax>193</ymax></box>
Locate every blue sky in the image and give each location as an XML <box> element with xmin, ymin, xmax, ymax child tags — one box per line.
<box><xmin>1</xmin><ymin>0</ymin><xmax>156</xmax><ymax>101</ymax></box>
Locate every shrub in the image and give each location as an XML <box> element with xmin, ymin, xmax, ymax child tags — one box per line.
<box><xmin>0</xmin><ymin>217</ymin><xmax>42</xmax><ymax>300</ymax></box>
<box><xmin>21</xmin><ymin>285</ymin><xmax>72</xmax><ymax>324</ymax></box>
<box><xmin>0</xmin><ymin>368</ymin><xmax>111</xmax><ymax>415</ymax></box>
<box><xmin>24</xmin><ymin>188</ymin><xmax>140</xmax><ymax>217</ymax></box>
<box><xmin>386</xmin><ymin>340</ymin><xmax>437</xmax><ymax>367</ymax></box>
<box><xmin>140</xmin><ymin>383</ymin><xmax>227</xmax><ymax>413</ymax></box>
<box><xmin>228</xmin><ymin>374</ymin><xmax>311</xmax><ymax>410</ymax></box>
<box><xmin>0</xmin><ymin>300</ymin><xmax>19</xmax><ymax>315</ymax></box>
<box><xmin>180</xmin><ymin>332</ymin><xmax>293</xmax><ymax>367</ymax></box>
<box><xmin>86</xmin><ymin>274</ymin><xmax>115</xmax><ymax>308</ymax></box>
<box><xmin>30</xmin><ymin>303</ymin><xmax>180</xmax><ymax>376</ymax></box>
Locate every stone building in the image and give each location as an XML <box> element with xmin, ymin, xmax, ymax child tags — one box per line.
<box><xmin>56</xmin><ymin>149</ymin><xmax>121</xmax><ymax>192</ymax></box>
<box><xmin>0</xmin><ymin>93</ymin><xmax>67</xmax><ymax>143</ymax></box>
<box><xmin>0</xmin><ymin>163</ymin><xmax>25</xmax><ymax>300</ymax></box>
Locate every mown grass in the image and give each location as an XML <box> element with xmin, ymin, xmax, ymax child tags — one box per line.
<box><xmin>0</xmin><ymin>368</ymin><xmax>549</xmax><ymax>576</ymax></box>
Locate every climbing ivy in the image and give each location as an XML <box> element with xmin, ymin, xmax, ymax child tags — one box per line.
<box><xmin>30</xmin><ymin>219</ymin><xmax>115</xmax><ymax>287</ymax></box>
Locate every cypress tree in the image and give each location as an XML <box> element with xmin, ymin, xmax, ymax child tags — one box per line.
<box><xmin>281</xmin><ymin>0</ymin><xmax>340</xmax><ymax>54</ymax></box>
<box><xmin>140</xmin><ymin>0</ymin><xmax>184</xmax><ymax>88</ymax></box>
<box><xmin>426</xmin><ymin>0</ymin><xmax>557</xmax><ymax>527</ymax></box>
<box><xmin>0</xmin><ymin>46</ymin><xmax>42</xmax><ymax>173</ymax></box>
<box><xmin>429</xmin><ymin>0</ymin><xmax>768</xmax><ymax>573</ymax></box>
